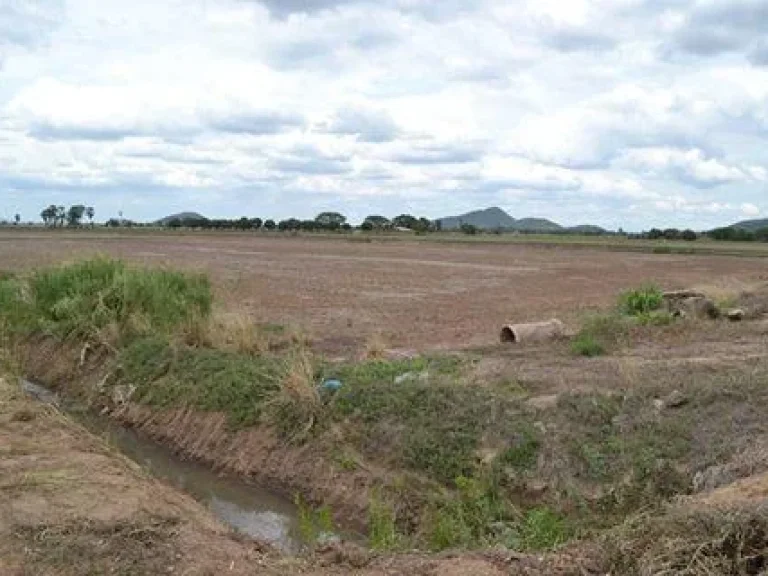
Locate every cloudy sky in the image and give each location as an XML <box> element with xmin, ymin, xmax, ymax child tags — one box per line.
<box><xmin>1</xmin><ymin>0</ymin><xmax>767</xmax><ymax>229</ymax></box>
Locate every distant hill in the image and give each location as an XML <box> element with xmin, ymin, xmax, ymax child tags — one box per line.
<box><xmin>729</xmin><ymin>218</ymin><xmax>768</xmax><ymax>231</ymax></box>
<box><xmin>156</xmin><ymin>212</ymin><xmax>208</xmax><ymax>225</ymax></box>
<box><xmin>514</xmin><ymin>217</ymin><xmax>563</xmax><ymax>232</ymax></box>
<box><xmin>438</xmin><ymin>207</ymin><xmax>564</xmax><ymax>232</ymax></box>
<box><xmin>438</xmin><ymin>207</ymin><xmax>516</xmax><ymax>230</ymax></box>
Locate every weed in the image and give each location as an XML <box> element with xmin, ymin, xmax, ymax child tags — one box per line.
<box><xmin>635</xmin><ymin>310</ymin><xmax>674</xmax><ymax>326</ymax></box>
<box><xmin>272</xmin><ymin>349</ymin><xmax>324</xmax><ymax>440</ymax></box>
<box><xmin>570</xmin><ymin>332</ymin><xmax>605</xmax><ymax>356</ymax></box>
<box><xmin>496</xmin><ymin>424</ymin><xmax>540</xmax><ymax>471</ymax></box>
<box><xmin>368</xmin><ymin>491</ymin><xmax>402</xmax><ymax>551</ymax></box>
<box><xmin>295</xmin><ymin>495</ymin><xmax>335</xmax><ymax>544</ymax></box>
<box><xmin>521</xmin><ymin>508</ymin><xmax>568</xmax><ymax>550</ymax></box>
<box><xmin>118</xmin><ymin>338</ymin><xmax>282</xmax><ymax>428</ymax></box>
<box><xmin>619</xmin><ymin>284</ymin><xmax>663</xmax><ymax>316</ymax></box>
<box><xmin>0</xmin><ymin>258</ymin><xmax>212</xmax><ymax>343</ymax></box>
<box><xmin>572</xmin><ymin>312</ymin><xmax>630</xmax><ymax>356</ymax></box>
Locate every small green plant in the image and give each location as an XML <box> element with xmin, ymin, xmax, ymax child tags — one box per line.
<box><xmin>520</xmin><ymin>508</ymin><xmax>568</xmax><ymax>550</ymax></box>
<box><xmin>570</xmin><ymin>332</ymin><xmax>605</xmax><ymax>357</ymax></box>
<box><xmin>368</xmin><ymin>492</ymin><xmax>401</xmax><ymax>551</ymax></box>
<box><xmin>635</xmin><ymin>310</ymin><xmax>674</xmax><ymax>326</ymax></box>
<box><xmin>295</xmin><ymin>495</ymin><xmax>335</xmax><ymax>544</ymax></box>
<box><xmin>496</xmin><ymin>425</ymin><xmax>540</xmax><ymax>471</ymax></box>
<box><xmin>619</xmin><ymin>284</ymin><xmax>663</xmax><ymax>317</ymax></box>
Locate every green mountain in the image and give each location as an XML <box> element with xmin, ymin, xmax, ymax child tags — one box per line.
<box><xmin>730</xmin><ymin>218</ymin><xmax>768</xmax><ymax>231</ymax></box>
<box><xmin>438</xmin><ymin>207</ymin><xmax>563</xmax><ymax>231</ymax></box>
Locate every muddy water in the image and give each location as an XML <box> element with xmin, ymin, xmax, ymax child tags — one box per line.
<box><xmin>21</xmin><ymin>380</ymin><xmax>304</xmax><ymax>553</ymax></box>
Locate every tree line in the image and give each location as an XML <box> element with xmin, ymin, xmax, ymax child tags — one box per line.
<box><xmin>40</xmin><ymin>205</ymin><xmax>95</xmax><ymax>227</ymax></box>
<box><xmin>162</xmin><ymin>212</ymin><xmax>443</xmax><ymax>233</ymax></box>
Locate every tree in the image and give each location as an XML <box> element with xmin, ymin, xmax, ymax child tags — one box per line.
<box><xmin>460</xmin><ymin>223</ymin><xmax>479</xmax><ymax>235</ymax></box>
<box><xmin>363</xmin><ymin>215</ymin><xmax>391</xmax><ymax>230</ymax></box>
<box><xmin>315</xmin><ymin>212</ymin><xmax>346</xmax><ymax>230</ymax></box>
<box><xmin>264</xmin><ymin>219</ymin><xmax>276</xmax><ymax>231</ymax></box>
<box><xmin>67</xmin><ymin>205</ymin><xmax>86</xmax><ymax>227</ymax></box>
<box><xmin>392</xmin><ymin>214</ymin><xmax>418</xmax><ymax>229</ymax></box>
<box><xmin>360</xmin><ymin>221</ymin><xmax>374</xmax><ymax>231</ymax></box>
<box><xmin>647</xmin><ymin>228</ymin><xmax>663</xmax><ymax>240</ymax></box>
<box><xmin>56</xmin><ymin>206</ymin><xmax>66</xmax><ymax>227</ymax></box>
<box><xmin>249</xmin><ymin>218</ymin><xmax>263</xmax><ymax>230</ymax></box>
<box><xmin>681</xmin><ymin>229</ymin><xmax>697</xmax><ymax>241</ymax></box>
<box><xmin>14</xmin><ymin>214</ymin><xmax>20</xmax><ymax>226</ymax></box>
<box><xmin>86</xmin><ymin>207</ymin><xmax>95</xmax><ymax>226</ymax></box>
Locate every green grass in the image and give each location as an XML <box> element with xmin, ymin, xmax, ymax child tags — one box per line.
<box><xmin>116</xmin><ymin>337</ymin><xmax>282</xmax><ymax>428</ymax></box>
<box><xmin>330</xmin><ymin>358</ymin><xmax>514</xmax><ymax>485</ymax></box>
<box><xmin>619</xmin><ymin>284</ymin><xmax>664</xmax><ymax>316</ymax></box>
<box><xmin>368</xmin><ymin>492</ymin><xmax>402</xmax><ymax>551</ymax></box>
<box><xmin>0</xmin><ymin>257</ymin><xmax>211</xmax><ymax>341</ymax></box>
<box><xmin>570</xmin><ymin>332</ymin><xmax>605</xmax><ymax>356</ymax></box>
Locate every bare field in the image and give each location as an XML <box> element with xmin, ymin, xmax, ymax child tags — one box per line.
<box><xmin>1</xmin><ymin>230</ymin><xmax>765</xmax><ymax>353</ymax></box>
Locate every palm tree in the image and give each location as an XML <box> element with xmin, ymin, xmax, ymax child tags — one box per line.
<box><xmin>14</xmin><ymin>214</ymin><xmax>20</xmax><ymax>226</ymax></box>
<box><xmin>56</xmin><ymin>206</ymin><xmax>66</xmax><ymax>227</ymax></box>
<box><xmin>86</xmin><ymin>207</ymin><xmax>95</xmax><ymax>227</ymax></box>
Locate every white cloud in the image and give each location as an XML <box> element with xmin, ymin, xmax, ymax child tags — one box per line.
<box><xmin>0</xmin><ymin>0</ymin><xmax>767</xmax><ymax>230</ymax></box>
<box><xmin>741</xmin><ymin>203</ymin><xmax>761</xmax><ymax>217</ymax></box>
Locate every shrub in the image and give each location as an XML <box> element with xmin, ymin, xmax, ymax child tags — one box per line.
<box><xmin>368</xmin><ymin>492</ymin><xmax>402</xmax><ymax>551</ymax></box>
<box><xmin>571</xmin><ymin>333</ymin><xmax>605</xmax><ymax>357</ymax></box>
<box><xmin>619</xmin><ymin>285</ymin><xmax>663</xmax><ymax>316</ymax></box>
<box><xmin>520</xmin><ymin>508</ymin><xmax>568</xmax><ymax>550</ymax></box>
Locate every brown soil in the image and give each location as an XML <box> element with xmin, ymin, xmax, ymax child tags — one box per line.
<box><xmin>1</xmin><ymin>230</ymin><xmax>765</xmax><ymax>354</ymax></box>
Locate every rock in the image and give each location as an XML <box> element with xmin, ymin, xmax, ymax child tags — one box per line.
<box><xmin>653</xmin><ymin>399</ymin><xmax>665</xmax><ymax>411</ymax></box>
<box><xmin>727</xmin><ymin>308</ymin><xmax>746</xmax><ymax>322</ymax></box>
<box><xmin>669</xmin><ymin>296</ymin><xmax>720</xmax><ymax>320</ymax></box>
<box><xmin>664</xmin><ymin>390</ymin><xmax>689</xmax><ymax>409</ymax></box>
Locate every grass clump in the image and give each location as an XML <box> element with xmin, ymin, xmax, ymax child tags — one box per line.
<box><xmin>571</xmin><ymin>313</ymin><xmax>630</xmax><ymax>356</ymax></box>
<box><xmin>520</xmin><ymin>507</ymin><xmax>568</xmax><ymax>550</ymax></box>
<box><xmin>368</xmin><ymin>491</ymin><xmax>403</xmax><ymax>551</ymax></box>
<box><xmin>117</xmin><ymin>337</ymin><xmax>282</xmax><ymax>428</ymax></box>
<box><xmin>295</xmin><ymin>495</ymin><xmax>335</xmax><ymax>545</ymax></box>
<box><xmin>332</xmin><ymin>360</ymin><xmax>495</xmax><ymax>484</ymax></box>
<box><xmin>619</xmin><ymin>284</ymin><xmax>664</xmax><ymax>317</ymax></box>
<box><xmin>0</xmin><ymin>257</ymin><xmax>212</xmax><ymax>343</ymax></box>
<box><xmin>570</xmin><ymin>332</ymin><xmax>605</xmax><ymax>357</ymax></box>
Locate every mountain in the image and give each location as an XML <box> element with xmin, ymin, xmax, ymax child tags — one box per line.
<box><xmin>514</xmin><ymin>217</ymin><xmax>563</xmax><ymax>232</ymax></box>
<box><xmin>438</xmin><ymin>207</ymin><xmax>516</xmax><ymax>230</ymax></box>
<box><xmin>438</xmin><ymin>207</ymin><xmax>563</xmax><ymax>231</ymax></box>
<box><xmin>729</xmin><ymin>218</ymin><xmax>768</xmax><ymax>231</ymax></box>
<box><xmin>156</xmin><ymin>212</ymin><xmax>208</xmax><ymax>225</ymax></box>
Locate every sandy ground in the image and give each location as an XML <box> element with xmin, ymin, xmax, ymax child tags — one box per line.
<box><xmin>1</xmin><ymin>230</ymin><xmax>765</xmax><ymax>354</ymax></box>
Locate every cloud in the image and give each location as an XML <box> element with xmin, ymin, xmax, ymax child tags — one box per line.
<box><xmin>251</xmin><ymin>0</ymin><xmax>360</xmax><ymax>18</ymax></box>
<box><xmin>321</xmin><ymin>107</ymin><xmax>399</xmax><ymax>142</ymax></box>
<box><xmin>667</xmin><ymin>0</ymin><xmax>768</xmax><ymax>60</ymax></box>
<box><xmin>615</xmin><ymin>147</ymin><xmax>765</xmax><ymax>188</ymax></box>
<box><xmin>1</xmin><ymin>0</ymin><xmax>768</xmax><ymax>230</ymax></box>
<box><xmin>741</xmin><ymin>203</ymin><xmax>761</xmax><ymax>217</ymax></box>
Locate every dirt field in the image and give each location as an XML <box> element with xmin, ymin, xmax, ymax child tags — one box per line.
<box><xmin>1</xmin><ymin>230</ymin><xmax>765</xmax><ymax>353</ymax></box>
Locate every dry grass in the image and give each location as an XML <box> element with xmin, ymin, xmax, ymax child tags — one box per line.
<box><xmin>363</xmin><ymin>333</ymin><xmax>388</xmax><ymax>360</ymax></box>
<box><xmin>600</xmin><ymin>503</ymin><xmax>768</xmax><ymax>575</ymax></box>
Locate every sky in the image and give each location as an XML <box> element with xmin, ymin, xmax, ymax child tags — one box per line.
<box><xmin>1</xmin><ymin>0</ymin><xmax>767</xmax><ymax>230</ymax></box>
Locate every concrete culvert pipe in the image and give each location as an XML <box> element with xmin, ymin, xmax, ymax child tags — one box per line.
<box><xmin>500</xmin><ymin>319</ymin><xmax>566</xmax><ymax>344</ymax></box>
